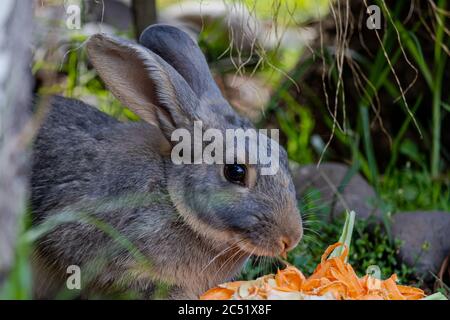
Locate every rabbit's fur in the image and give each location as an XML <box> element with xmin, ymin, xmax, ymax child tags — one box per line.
<box><xmin>31</xmin><ymin>25</ymin><xmax>302</xmax><ymax>299</ymax></box>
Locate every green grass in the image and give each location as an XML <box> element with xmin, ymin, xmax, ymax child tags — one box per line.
<box><xmin>0</xmin><ymin>213</ymin><xmax>33</xmax><ymax>300</ymax></box>
<box><xmin>380</xmin><ymin>166</ymin><xmax>450</xmax><ymax>213</ymax></box>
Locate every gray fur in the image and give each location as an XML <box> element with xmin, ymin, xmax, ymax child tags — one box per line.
<box><xmin>31</xmin><ymin>25</ymin><xmax>302</xmax><ymax>299</ymax></box>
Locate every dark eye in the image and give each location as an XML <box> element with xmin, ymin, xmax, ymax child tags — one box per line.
<box><xmin>224</xmin><ymin>164</ymin><xmax>247</xmax><ymax>185</ymax></box>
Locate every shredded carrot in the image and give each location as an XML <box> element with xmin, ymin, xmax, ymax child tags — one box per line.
<box><xmin>199</xmin><ymin>287</ymin><xmax>234</xmax><ymax>300</ymax></box>
<box><xmin>274</xmin><ymin>266</ymin><xmax>305</xmax><ymax>291</ymax></box>
<box><xmin>200</xmin><ymin>242</ymin><xmax>426</xmax><ymax>300</ymax></box>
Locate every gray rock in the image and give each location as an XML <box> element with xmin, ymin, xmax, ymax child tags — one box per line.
<box><xmin>392</xmin><ymin>211</ymin><xmax>450</xmax><ymax>281</ymax></box>
<box><xmin>290</xmin><ymin>162</ymin><xmax>380</xmax><ymax>220</ymax></box>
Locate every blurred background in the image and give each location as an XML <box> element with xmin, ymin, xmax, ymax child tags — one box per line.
<box><xmin>0</xmin><ymin>0</ymin><xmax>449</xmax><ymax>299</ymax></box>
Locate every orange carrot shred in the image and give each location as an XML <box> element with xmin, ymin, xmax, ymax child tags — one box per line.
<box><xmin>200</xmin><ymin>242</ymin><xmax>427</xmax><ymax>300</ymax></box>
<box><xmin>200</xmin><ymin>287</ymin><xmax>235</xmax><ymax>300</ymax></box>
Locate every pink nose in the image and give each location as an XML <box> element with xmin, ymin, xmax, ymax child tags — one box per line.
<box><xmin>280</xmin><ymin>234</ymin><xmax>300</xmax><ymax>253</ymax></box>
<box><xmin>279</xmin><ymin>219</ymin><xmax>303</xmax><ymax>254</ymax></box>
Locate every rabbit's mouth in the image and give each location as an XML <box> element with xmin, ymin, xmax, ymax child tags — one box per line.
<box><xmin>180</xmin><ymin>210</ymin><xmax>298</xmax><ymax>258</ymax></box>
<box><xmin>229</xmin><ymin>234</ymin><xmax>292</xmax><ymax>258</ymax></box>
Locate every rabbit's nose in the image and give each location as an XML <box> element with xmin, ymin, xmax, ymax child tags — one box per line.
<box><xmin>279</xmin><ymin>234</ymin><xmax>300</xmax><ymax>259</ymax></box>
<box><xmin>279</xmin><ymin>238</ymin><xmax>290</xmax><ymax>259</ymax></box>
<box><xmin>279</xmin><ymin>222</ymin><xmax>303</xmax><ymax>254</ymax></box>
<box><xmin>285</xmin><ymin>211</ymin><xmax>303</xmax><ymax>246</ymax></box>
<box><xmin>281</xmin><ymin>237</ymin><xmax>290</xmax><ymax>251</ymax></box>
<box><xmin>280</xmin><ymin>236</ymin><xmax>296</xmax><ymax>251</ymax></box>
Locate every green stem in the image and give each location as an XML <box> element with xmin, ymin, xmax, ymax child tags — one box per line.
<box><xmin>431</xmin><ymin>62</ymin><xmax>444</xmax><ymax>177</ymax></box>
<box><xmin>431</xmin><ymin>0</ymin><xmax>447</xmax><ymax>177</ymax></box>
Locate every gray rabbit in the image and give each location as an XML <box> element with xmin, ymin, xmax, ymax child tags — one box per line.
<box><xmin>31</xmin><ymin>25</ymin><xmax>302</xmax><ymax>299</ymax></box>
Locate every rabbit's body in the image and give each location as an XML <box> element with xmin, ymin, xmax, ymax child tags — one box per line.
<box><xmin>32</xmin><ymin>97</ymin><xmax>248</xmax><ymax>298</ymax></box>
<box><xmin>31</xmin><ymin>25</ymin><xmax>303</xmax><ymax>299</ymax></box>
<box><xmin>32</xmin><ymin>96</ymin><xmax>162</xmax><ymax>216</ymax></box>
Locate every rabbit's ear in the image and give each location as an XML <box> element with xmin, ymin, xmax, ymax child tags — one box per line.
<box><xmin>86</xmin><ymin>33</ymin><xmax>199</xmax><ymax>143</ymax></box>
<box><xmin>139</xmin><ymin>24</ymin><xmax>225</xmax><ymax>103</ymax></box>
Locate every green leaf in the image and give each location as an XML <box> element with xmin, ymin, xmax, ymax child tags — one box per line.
<box><xmin>329</xmin><ymin>211</ymin><xmax>356</xmax><ymax>262</ymax></box>
<box><xmin>422</xmin><ymin>292</ymin><xmax>448</xmax><ymax>300</ymax></box>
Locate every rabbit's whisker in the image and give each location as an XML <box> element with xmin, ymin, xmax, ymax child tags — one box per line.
<box><xmin>214</xmin><ymin>240</ymin><xmax>250</xmax><ymax>283</ymax></box>
<box><xmin>201</xmin><ymin>238</ymin><xmax>247</xmax><ymax>274</ymax></box>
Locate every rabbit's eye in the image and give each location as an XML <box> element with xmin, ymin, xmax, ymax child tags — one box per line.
<box><xmin>224</xmin><ymin>164</ymin><xmax>247</xmax><ymax>185</ymax></box>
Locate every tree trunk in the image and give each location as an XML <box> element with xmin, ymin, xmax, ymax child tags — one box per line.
<box><xmin>132</xmin><ymin>0</ymin><xmax>157</xmax><ymax>39</ymax></box>
<box><xmin>0</xmin><ymin>0</ymin><xmax>33</xmax><ymax>284</ymax></box>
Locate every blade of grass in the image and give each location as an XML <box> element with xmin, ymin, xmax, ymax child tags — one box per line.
<box><xmin>430</xmin><ymin>0</ymin><xmax>447</xmax><ymax>177</ymax></box>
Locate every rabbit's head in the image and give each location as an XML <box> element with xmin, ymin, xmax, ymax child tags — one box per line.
<box><xmin>86</xmin><ymin>25</ymin><xmax>302</xmax><ymax>258</ymax></box>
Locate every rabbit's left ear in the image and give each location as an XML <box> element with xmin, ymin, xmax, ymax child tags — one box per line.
<box><xmin>86</xmin><ymin>34</ymin><xmax>199</xmax><ymax>143</ymax></box>
<box><xmin>139</xmin><ymin>24</ymin><xmax>231</xmax><ymax>108</ymax></box>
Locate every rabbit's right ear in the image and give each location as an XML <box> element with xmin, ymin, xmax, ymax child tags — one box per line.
<box><xmin>86</xmin><ymin>34</ymin><xmax>199</xmax><ymax>147</ymax></box>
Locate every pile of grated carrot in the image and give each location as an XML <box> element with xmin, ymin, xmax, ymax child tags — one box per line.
<box><xmin>200</xmin><ymin>242</ymin><xmax>425</xmax><ymax>300</ymax></box>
